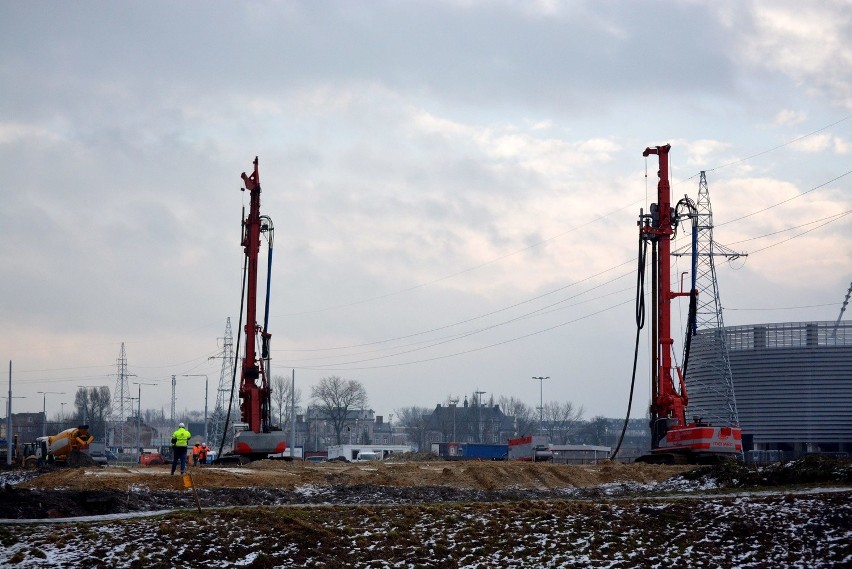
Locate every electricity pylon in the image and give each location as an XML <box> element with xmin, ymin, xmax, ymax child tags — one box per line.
<box><xmin>110</xmin><ymin>342</ymin><xmax>135</xmax><ymax>448</ymax></box>
<box><xmin>209</xmin><ymin>318</ymin><xmax>236</xmax><ymax>451</ymax></box>
<box><xmin>675</xmin><ymin>171</ymin><xmax>744</xmax><ymax>427</ymax></box>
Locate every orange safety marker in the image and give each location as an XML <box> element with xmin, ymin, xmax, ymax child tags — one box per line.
<box><xmin>182</xmin><ymin>471</ymin><xmax>202</xmax><ymax>512</ymax></box>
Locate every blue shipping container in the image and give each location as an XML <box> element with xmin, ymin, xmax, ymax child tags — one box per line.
<box><xmin>439</xmin><ymin>442</ymin><xmax>507</xmax><ymax>460</ymax></box>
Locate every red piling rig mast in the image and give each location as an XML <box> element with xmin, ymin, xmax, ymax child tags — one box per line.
<box><xmin>231</xmin><ymin>157</ymin><xmax>286</xmax><ymax>461</ymax></box>
<box><xmin>239</xmin><ymin>158</ymin><xmax>269</xmax><ymax>433</ymax></box>
<box><xmin>639</xmin><ymin>145</ymin><xmax>741</xmax><ymax>463</ymax></box>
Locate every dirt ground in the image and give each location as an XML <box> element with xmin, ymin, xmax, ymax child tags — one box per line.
<box><xmin>0</xmin><ymin>459</ymin><xmax>693</xmax><ymax>520</ymax></box>
<box><xmin>2</xmin><ymin>457</ymin><xmax>850</xmax><ymax>567</ymax></box>
<box><xmin>4</xmin><ymin>455</ymin><xmax>849</xmax><ymax>522</ymax></box>
<box><xmin>15</xmin><ymin>459</ymin><xmax>692</xmax><ymax>492</ymax></box>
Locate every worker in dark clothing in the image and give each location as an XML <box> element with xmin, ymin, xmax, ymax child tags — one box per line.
<box><xmin>170</xmin><ymin>422</ymin><xmax>191</xmax><ymax>475</ymax></box>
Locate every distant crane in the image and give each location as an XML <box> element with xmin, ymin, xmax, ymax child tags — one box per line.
<box><xmin>831</xmin><ymin>281</ymin><xmax>852</xmax><ymax>341</ymax></box>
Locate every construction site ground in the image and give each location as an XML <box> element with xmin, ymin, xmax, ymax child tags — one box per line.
<box><xmin>1</xmin><ymin>455</ymin><xmax>850</xmax><ymax>567</ymax></box>
<box><xmin>1</xmin><ymin>457</ymin><xmax>694</xmax><ymax>519</ymax></box>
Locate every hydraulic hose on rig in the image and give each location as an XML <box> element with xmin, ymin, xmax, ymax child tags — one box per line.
<box><xmin>218</xmin><ymin>255</ymin><xmax>248</xmax><ymax>459</ymax></box>
<box><xmin>612</xmin><ymin>195</ymin><xmax>699</xmax><ymax>460</ymax></box>
<box><xmin>611</xmin><ymin>236</ymin><xmax>648</xmax><ymax>459</ymax></box>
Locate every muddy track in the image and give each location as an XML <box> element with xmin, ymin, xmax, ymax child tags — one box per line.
<box><xmin>0</xmin><ymin>481</ymin><xmax>677</xmax><ymax>520</ymax></box>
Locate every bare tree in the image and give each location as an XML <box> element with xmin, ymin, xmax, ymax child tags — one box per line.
<box><xmin>394</xmin><ymin>406</ymin><xmax>430</xmax><ymax>451</ymax></box>
<box><xmin>542</xmin><ymin>401</ymin><xmax>584</xmax><ymax>444</ymax></box>
<box><xmin>311</xmin><ymin>376</ymin><xmax>368</xmax><ymax>445</ymax></box>
<box><xmin>574</xmin><ymin>415</ymin><xmax>609</xmax><ymax>446</ymax></box>
<box><xmin>74</xmin><ymin>386</ymin><xmax>112</xmax><ymax>441</ymax></box>
<box><xmin>498</xmin><ymin>396</ymin><xmax>536</xmax><ymax>437</ymax></box>
<box><xmin>271</xmin><ymin>374</ymin><xmax>302</xmax><ymax>432</ymax></box>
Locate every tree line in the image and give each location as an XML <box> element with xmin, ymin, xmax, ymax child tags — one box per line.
<box><xmin>57</xmin><ymin>375</ymin><xmax>619</xmax><ymax>449</ymax></box>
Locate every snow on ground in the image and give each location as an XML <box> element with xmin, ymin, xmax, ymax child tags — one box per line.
<box><xmin>1</xmin><ymin>460</ymin><xmax>850</xmax><ymax>567</ymax></box>
<box><xmin>1</xmin><ymin>487</ymin><xmax>849</xmax><ymax>567</ymax></box>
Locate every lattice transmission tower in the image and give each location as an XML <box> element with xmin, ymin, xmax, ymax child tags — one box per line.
<box><xmin>210</xmin><ymin>318</ymin><xmax>236</xmax><ymax>451</ymax></box>
<box><xmin>111</xmin><ymin>342</ymin><xmax>135</xmax><ymax>447</ymax></box>
<box><xmin>678</xmin><ymin>171</ymin><xmax>745</xmax><ymax>427</ymax></box>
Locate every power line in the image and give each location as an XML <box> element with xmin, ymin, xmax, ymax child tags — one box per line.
<box><xmin>272</xmin><ymin>200</ymin><xmax>644</xmax><ymax>319</ymax></box>
<box><xmin>746</xmin><ymin>210</ymin><xmax>852</xmax><ymax>254</ymax></box>
<box><xmin>685</xmin><ymin>113</ymin><xmax>852</xmax><ymax>180</ymax></box>
<box><xmin>727</xmin><ymin>209</ymin><xmax>852</xmax><ymax>245</ymax></box>
<box><xmin>274</xmin><ymin>259</ymin><xmax>636</xmax><ymax>354</ymax></box>
<box><xmin>717</xmin><ymin>169</ymin><xmax>852</xmax><ymax>227</ymax></box>
<box><xmin>725</xmin><ymin>303</ymin><xmax>838</xmax><ymax>311</ymax></box>
<box><xmin>279</xmin><ymin>282</ymin><xmax>635</xmax><ymax>365</ymax></box>
<box><xmin>296</xmin><ymin>297</ymin><xmax>635</xmax><ymax>372</ymax></box>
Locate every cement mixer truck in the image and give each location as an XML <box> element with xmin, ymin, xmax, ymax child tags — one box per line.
<box><xmin>31</xmin><ymin>425</ymin><xmax>105</xmax><ymax>467</ymax></box>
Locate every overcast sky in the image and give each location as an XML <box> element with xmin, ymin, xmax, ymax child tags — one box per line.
<box><xmin>2</xmin><ymin>1</ymin><xmax>850</xmax><ymax>428</ymax></box>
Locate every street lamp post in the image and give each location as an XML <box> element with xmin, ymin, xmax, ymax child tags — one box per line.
<box><xmin>475</xmin><ymin>391</ymin><xmax>485</xmax><ymax>443</ymax></box>
<box><xmin>181</xmin><ymin>375</ymin><xmax>209</xmax><ymax>442</ymax></box>
<box><xmin>314</xmin><ymin>410</ymin><xmax>319</xmax><ymax>451</ymax></box>
<box><xmin>37</xmin><ymin>391</ymin><xmax>64</xmax><ymax>437</ymax></box>
<box><xmin>2</xmin><ymin>393</ymin><xmax>26</xmax><ymax>466</ymax></box>
<box><xmin>449</xmin><ymin>398</ymin><xmax>458</xmax><ymax>442</ymax></box>
<box><xmin>60</xmin><ymin>402</ymin><xmax>66</xmax><ymax>427</ymax></box>
<box><xmin>532</xmin><ymin>376</ymin><xmax>549</xmax><ymax>435</ymax></box>
<box><xmin>127</xmin><ymin>397</ymin><xmax>138</xmax><ymax>453</ymax></box>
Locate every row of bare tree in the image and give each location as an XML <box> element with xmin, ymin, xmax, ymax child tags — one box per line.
<box><xmin>59</xmin><ymin>376</ymin><xmax>602</xmax><ymax>449</ymax></box>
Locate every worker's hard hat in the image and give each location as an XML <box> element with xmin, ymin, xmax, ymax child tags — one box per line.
<box><xmin>179</xmin><ymin>422</ymin><xmax>185</xmax><ymax>428</ymax></box>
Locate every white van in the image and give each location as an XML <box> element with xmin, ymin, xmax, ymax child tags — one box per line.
<box><xmin>355</xmin><ymin>450</ymin><xmax>380</xmax><ymax>462</ymax></box>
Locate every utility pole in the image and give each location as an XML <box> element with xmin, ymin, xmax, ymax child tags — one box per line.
<box><xmin>133</xmin><ymin>382</ymin><xmax>156</xmax><ymax>455</ymax></box>
<box><xmin>290</xmin><ymin>369</ymin><xmax>295</xmax><ymax>459</ymax></box>
<box><xmin>170</xmin><ymin>375</ymin><xmax>176</xmax><ymax>425</ymax></box>
<box><xmin>6</xmin><ymin>362</ymin><xmax>11</xmax><ymax>466</ymax></box>
<box><xmin>182</xmin><ymin>375</ymin><xmax>209</xmax><ymax>442</ymax></box>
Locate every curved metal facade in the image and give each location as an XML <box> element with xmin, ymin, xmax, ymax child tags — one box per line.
<box><xmin>688</xmin><ymin>321</ymin><xmax>852</xmax><ymax>452</ymax></box>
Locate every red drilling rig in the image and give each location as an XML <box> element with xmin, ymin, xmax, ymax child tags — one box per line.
<box><xmin>636</xmin><ymin>144</ymin><xmax>742</xmax><ymax>463</ymax></box>
<box><xmin>227</xmin><ymin>157</ymin><xmax>287</xmax><ymax>462</ymax></box>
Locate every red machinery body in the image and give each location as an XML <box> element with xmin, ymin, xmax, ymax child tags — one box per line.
<box><xmin>231</xmin><ymin>157</ymin><xmax>287</xmax><ymax>459</ymax></box>
<box><xmin>639</xmin><ymin>145</ymin><xmax>742</xmax><ymax>462</ymax></box>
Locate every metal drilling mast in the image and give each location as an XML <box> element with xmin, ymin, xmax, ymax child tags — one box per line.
<box><xmin>637</xmin><ymin>146</ymin><xmax>742</xmax><ymax>463</ymax></box>
<box><xmin>640</xmin><ymin>145</ymin><xmax>689</xmax><ymax>434</ymax></box>
<box><xmin>229</xmin><ymin>157</ymin><xmax>286</xmax><ymax>461</ymax></box>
